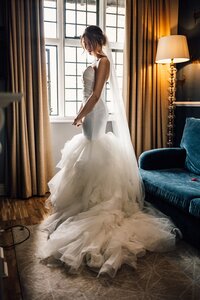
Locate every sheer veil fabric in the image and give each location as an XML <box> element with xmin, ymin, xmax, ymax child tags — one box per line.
<box><xmin>39</xmin><ymin>41</ymin><xmax>178</xmax><ymax>278</ymax></box>
<box><xmin>103</xmin><ymin>43</ymin><xmax>144</xmax><ymax>212</ymax></box>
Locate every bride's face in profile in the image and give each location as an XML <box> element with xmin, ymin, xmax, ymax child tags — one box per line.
<box><xmin>83</xmin><ymin>37</ymin><xmax>101</xmax><ymax>57</ymax></box>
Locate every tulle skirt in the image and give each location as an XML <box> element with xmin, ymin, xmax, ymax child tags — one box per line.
<box><xmin>39</xmin><ymin>132</ymin><xmax>179</xmax><ymax>277</ymax></box>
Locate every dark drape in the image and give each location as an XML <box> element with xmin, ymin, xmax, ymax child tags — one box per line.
<box><xmin>123</xmin><ymin>0</ymin><xmax>171</xmax><ymax>157</ymax></box>
<box><xmin>5</xmin><ymin>0</ymin><xmax>53</xmax><ymax>198</ymax></box>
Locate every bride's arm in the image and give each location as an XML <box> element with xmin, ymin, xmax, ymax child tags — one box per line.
<box><xmin>74</xmin><ymin>103</ymin><xmax>83</xmax><ymax>126</ymax></box>
<box><xmin>72</xmin><ymin>57</ymin><xmax>110</xmax><ymax>126</ymax></box>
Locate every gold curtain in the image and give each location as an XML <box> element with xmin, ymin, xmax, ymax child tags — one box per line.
<box><xmin>123</xmin><ymin>0</ymin><xmax>171</xmax><ymax>157</ymax></box>
<box><xmin>6</xmin><ymin>0</ymin><xmax>53</xmax><ymax>198</ymax></box>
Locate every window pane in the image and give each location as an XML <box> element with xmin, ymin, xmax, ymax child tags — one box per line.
<box><xmin>77</xmin><ymin>101</ymin><xmax>82</xmax><ymax>110</ymax></box>
<box><xmin>118</xmin><ymin>5</ymin><xmax>125</xmax><ymax>15</ymax></box>
<box><xmin>65</xmin><ymin>63</ymin><xmax>77</xmax><ymax>75</ymax></box>
<box><xmin>116</xmin><ymin>51</ymin><xmax>123</xmax><ymax>62</ymax></box>
<box><xmin>87</xmin><ymin>12</ymin><xmax>96</xmax><ymax>25</ymax></box>
<box><xmin>88</xmin><ymin>1</ymin><xmax>96</xmax><ymax>12</ymax></box>
<box><xmin>44</xmin><ymin>0</ymin><xmax>57</xmax><ymax>38</ymax></box>
<box><xmin>65</xmin><ymin>1</ymin><xmax>75</xmax><ymax>10</ymax></box>
<box><xmin>44</xmin><ymin>0</ymin><xmax>56</xmax><ymax>8</ymax></box>
<box><xmin>106</xmin><ymin>14</ymin><xmax>116</xmax><ymax>27</ymax></box>
<box><xmin>116</xmin><ymin>64</ymin><xmax>123</xmax><ymax>77</ymax></box>
<box><xmin>65</xmin><ymin>76</ymin><xmax>77</xmax><ymax>89</ymax></box>
<box><xmin>66</xmin><ymin>10</ymin><xmax>76</xmax><ymax>23</ymax></box>
<box><xmin>65</xmin><ymin>0</ymin><xmax>97</xmax><ymax>38</ymax></box>
<box><xmin>44</xmin><ymin>22</ymin><xmax>57</xmax><ymax>38</ymax></box>
<box><xmin>77</xmin><ymin>89</ymin><xmax>83</xmax><ymax>101</ymax></box>
<box><xmin>118</xmin><ymin>15</ymin><xmax>125</xmax><ymax>27</ymax></box>
<box><xmin>106</xmin><ymin>27</ymin><xmax>116</xmax><ymax>43</ymax></box>
<box><xmin>64</xmin><ymin>44</ymin><xmax>93</xmax><ymax>116</ymax></box>
<box><xmin>65</xmin><ymin>102</ymin><xmax>77</xmax><ymax>116</ymax></box>
<box><xmin>65</xmin><ymin>24</ymin><xmax>76</xmax><ymax>38</ymax></box>
<box><xmin>77</xmin><ymin>0</ymin><xmax>87</xmax><ymax>11</ymax></box>
<box><xmin>112</xmin><ymin>50</ymin><xmax>124</xmax><ymax>91</ymax></box>
<box><xmin>44</xmin><ymin>8</ymin><xmax>56</xmax><ymax>22</ymax></box>
<box><xmin>77</xmin><ymin>63</ymin><xmax>86</xmax><ymax>75</ymax></box>
<box><xmin>77</xmin><ymin>11</ymin><xmax>86</xmax><ymax>24</ymax></box>
<box><xmin>65</xmin><ymin>89</ymin><xmax>77</xmax><ymax>101</ymax></box>
<box><xmin>77</xmin><ymin>76</ymin><xmax>83</xmax><ymax>89</ymax></box>
<box><xmin>106</xmin><ymin>0</ymin><xmax>125</xmax><ymax>43</ymax></box>
<box><xmin>106</xmin><ymin>3</ymin><xmax>116</xmax><ymax>14</ymax></box>
<box><xmin>45</xmin><ymin>45</ymin><xmax>58</xmax><ymax>115</ymax></box>
<box><xmin>117</xmin><ymin>28</ymin><xmax>124</xmax><ymax>43</ymax></box>
<box><xmin>65</xmin><ymin>47</ymin><xmax>77</xmax><ymax>62</ymax></box>
<box><xmin>77</xmin><ymin>25</ymin><xmax>86</xmax><ymax>37</ymax></box>
<box><xmin>77</xmin><ymin>48</ymin><xmax>86</xmax><ymax>62</ymax></box>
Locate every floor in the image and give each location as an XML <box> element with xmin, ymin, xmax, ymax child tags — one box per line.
<box><xmin>0</xmin><ymin>196</ymin><xmax>200</xmax><ymax>300</ymax></box>
<box><xmin>0</xmin><ymin>196</ymin><xmax>49</xmax><ymax>300</ymax></box>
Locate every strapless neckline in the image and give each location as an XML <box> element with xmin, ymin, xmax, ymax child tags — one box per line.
<box><xmin>83</xmin><ymin>65</ymin><xmax>95</xmax><ymax>76</ymax></box>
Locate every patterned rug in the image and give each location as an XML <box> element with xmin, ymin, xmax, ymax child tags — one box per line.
<box><xmin>13</xmin><ymin>225</ymin><xmax>200</xmax><ymax>300</ymax></box>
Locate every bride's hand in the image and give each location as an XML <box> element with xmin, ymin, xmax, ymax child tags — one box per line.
<box><xmin>72</xmin><ymin>117</ymin><xmax>82</xmax><ymax>127</ymax></box>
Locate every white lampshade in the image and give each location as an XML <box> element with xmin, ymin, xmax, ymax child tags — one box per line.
<box><xmin>155</xmin><ymin>35</ymin><xmax>190</xmax><ymax>64</ymax></box>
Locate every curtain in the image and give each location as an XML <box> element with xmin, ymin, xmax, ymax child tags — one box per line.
<box><xmin>123</xmin><ymin>0</ymin><xmax>171</xmax><ymax>157</ymax></box>
<box><xmin>6</xmin><ymin>0</ymin><xmax>53</xmax><ymax>198</ymax></box>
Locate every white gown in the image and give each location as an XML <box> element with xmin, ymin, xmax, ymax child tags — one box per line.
<box><xmin>40</xmin><ymin>62</ymin><xmax>178</xmax><ymax>277</ymax></box>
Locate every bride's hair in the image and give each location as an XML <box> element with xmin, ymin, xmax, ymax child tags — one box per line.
<box><xmin>81</xmin><ymin>25</ymin><xmax>107</xmax><ymax>49</ymax></box>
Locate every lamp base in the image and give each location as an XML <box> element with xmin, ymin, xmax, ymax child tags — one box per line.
<box><xmin>167</xmin><ymin>61</ymin><xmax>176</xmax><ymax>147</ymax></box>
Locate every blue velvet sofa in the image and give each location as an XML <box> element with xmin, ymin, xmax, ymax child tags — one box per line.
<box><xmin>139</xmin><ymin>117</ymin><xmax>200</xmax><ymax>249</ymax></box>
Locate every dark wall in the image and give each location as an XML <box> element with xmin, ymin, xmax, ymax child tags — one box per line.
<box><xmin>174</xmin><ymin>0</ymin><xmax>200</xmax><ymax>144</ymax></box>
<box><xmin>176</xmin><ymin>0</ymin><xmax>200</xmax><ymax>102</ymax></box>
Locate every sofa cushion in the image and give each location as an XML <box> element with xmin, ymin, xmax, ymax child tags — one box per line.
<box><xmin>139</xmin><ymin>148</ymin><xmax>186</xmax><ymax>170</ymax></box>
<box><xmin>180</xmin><ymin>117</ymin><xmax>200</xmax><ymax>175</ymax></box>
<box><xmin>140</xmin><ymin>168</ymin><xmax>200</xmax><ymax>217</ymax></box>
<box><xmin>189</xmin><ymin>198</ymin><xmax>200</xmax><ymax>217</ymax></box>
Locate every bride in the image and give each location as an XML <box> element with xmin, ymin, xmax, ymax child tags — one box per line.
<box><xmin>40</xmin><ymin>25</ymin><xmax>178</xmax><ymax>277</ymax></box>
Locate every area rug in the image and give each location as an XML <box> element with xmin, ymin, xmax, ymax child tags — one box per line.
<box><xmin>13</xmin><ymin>225</ymin><xmax>200</xmax><ymax>300</ymax></box>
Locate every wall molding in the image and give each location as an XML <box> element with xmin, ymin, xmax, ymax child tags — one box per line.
<box><xmin>175</xmin><ymin>101</ymin><xmax>200</xmax><ymax>106</ymax></box>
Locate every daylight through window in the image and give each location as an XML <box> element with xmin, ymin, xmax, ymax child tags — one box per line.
<box><xmin>44</xmin><ymin>0</ymin><xmax>125</xmax><ymax>118</ymax></box>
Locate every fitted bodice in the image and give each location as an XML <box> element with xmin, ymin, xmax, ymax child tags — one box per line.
<box><xmin>82</xmin><ymin>64</ymin><xmax>108</xmax><ymax>140</ymax></box>
<box><xmin>82</xmin><ymin>66</ymin><xmax>95</xmax><ymax>102</ymax></box>
<box><xmin>82</xmin><ymin>63</ymin><xmax>106</xmax><ymax>103</ymax></box>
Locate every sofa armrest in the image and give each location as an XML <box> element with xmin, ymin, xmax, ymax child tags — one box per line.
<box><xmin>138</xmin><ymin>148</ymin><xmax>186</xmax><ymax>170</ymax></box>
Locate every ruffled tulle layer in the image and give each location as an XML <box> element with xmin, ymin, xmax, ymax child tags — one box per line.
<box><xmin>40</xmin><ymin>133</ymin><xmax>179</xmax><ymax>277</ymax></box>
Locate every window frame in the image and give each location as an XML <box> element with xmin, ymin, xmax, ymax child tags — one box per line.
<box><xmin>44</xmin><ymin>0</ymin><xmax>125</xmax><ymax>122</ymax></box>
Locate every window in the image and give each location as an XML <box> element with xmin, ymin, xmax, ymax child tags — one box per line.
<box><xmin>44</xmin><ymin>0</ymin><xmax>125</xmax><ymax>119</ymax></box>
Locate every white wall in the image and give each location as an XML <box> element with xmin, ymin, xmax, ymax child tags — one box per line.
<box><xmin>50</xmin><ymin>122</ymin><xmax>82</xmax><ymax>174</ymax></box>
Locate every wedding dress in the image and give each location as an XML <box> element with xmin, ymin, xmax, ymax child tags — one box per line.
<box><xmin>40</xmin><ymin>58</ymin><xmax>178</xmax><ymax>277</ymax></box>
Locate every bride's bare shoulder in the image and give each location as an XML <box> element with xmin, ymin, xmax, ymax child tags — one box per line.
<box><xmin>97</xmin><ymin>56</ymin><xmax>110</xmax><ymax>75</ymax></box>
<box><xmin>99</xmin><ymin>56</ymin><xmax>110</xmax><ymax>67</ymax></box>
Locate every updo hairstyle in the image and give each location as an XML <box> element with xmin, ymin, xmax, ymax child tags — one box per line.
<box><xmin>81</xmin><ymin>25</ymin><xmax>107</xmax><ymax>50</ymax></box>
